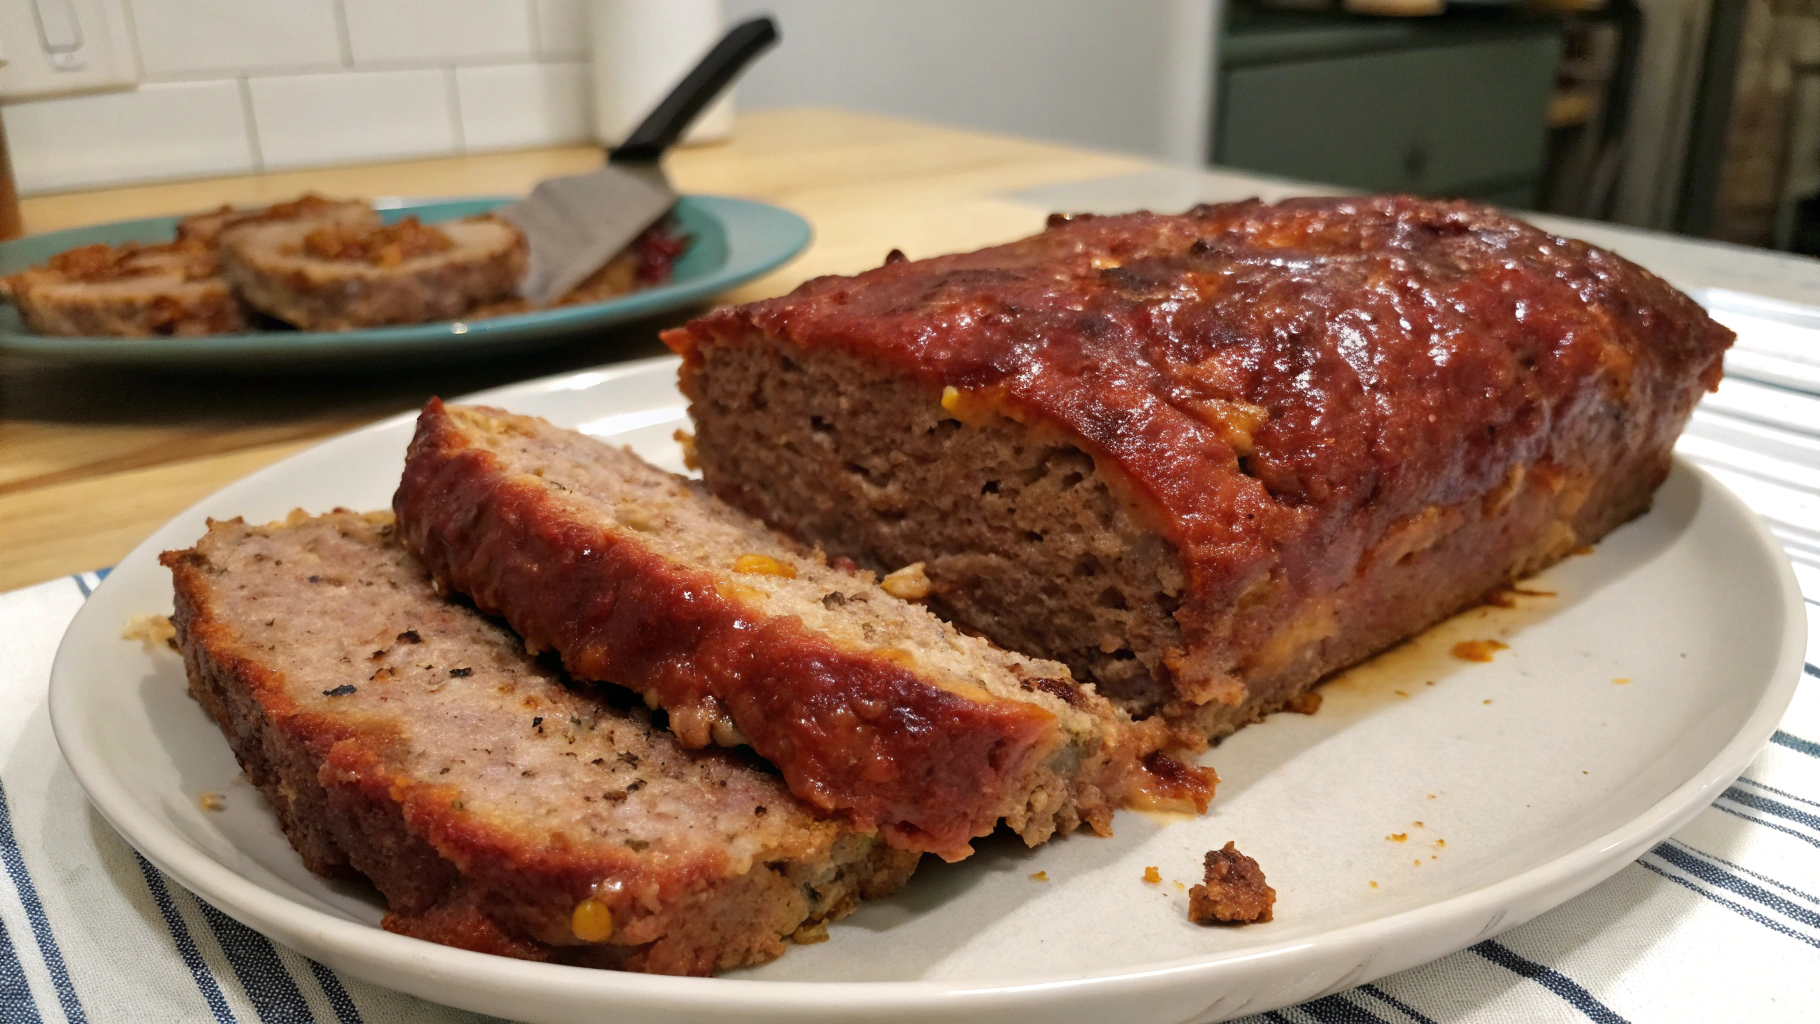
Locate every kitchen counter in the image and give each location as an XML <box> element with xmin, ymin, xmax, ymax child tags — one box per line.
<box><xmin>0</xmin><ymin>108</ymin><xmax>1147</xmax><ymax>590</ymax></box>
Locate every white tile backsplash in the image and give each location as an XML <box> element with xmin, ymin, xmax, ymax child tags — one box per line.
<box><xmin>531</xmin><ymin>0</ymin><xmax>590</xmax><ymax>58</ymax></box>
<box><xmin>341</xmin><ymin>0</ymin><xmax>534</xmax><ymax>65</ymax></box>
<box><xmin>4</xmin><ymin>80</ymin><xmax>255</xmax><ymax>194</ymax></box>
<box><xmin>248</xmin><ymin>69</ymin><xmax>457</xmax><ymax>171</ymax></box>
<box><xmin>3</xmin><ymin>0</ymin><xmax>609</xmax><ymax>194</ymax></box>
<box><xmin>456</xmin><ymin>62</ymin><xmax>591</xmax><ymax>152</ymax></box>
<box><xmin>131</xmin><ymin>0</ymin><xmax>345</xmax><ymax>78</ymax></box>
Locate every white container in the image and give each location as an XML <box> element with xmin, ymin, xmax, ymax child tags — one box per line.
<box><xmin>589</xmin><ymin>0</ymin><xmax>734</xmax><ymax>148</ymax></box>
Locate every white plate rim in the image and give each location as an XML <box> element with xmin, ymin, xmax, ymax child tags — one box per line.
<box><xmin>47</xmin><ymin>356</ymin><xmax>1811</xmax><ymax>1020</ymax></box>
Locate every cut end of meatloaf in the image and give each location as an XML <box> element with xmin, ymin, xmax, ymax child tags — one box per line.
<box><xmin>393</xmin><ymin>400</ymin><xmax>1210</xmax><ymax>861</ymax></box>
<box><xmin>161</xmin><ymin>510</ymin><xmax>919</xmax><ymax>976</ymax></box>
<box><xmin>666</xmin><ymin>336</ymin><xmax>1191</xmax><ymax>718</ymax></box>
<box><xmin>219</xmin><ymin>215</ymin><xmax>525</xmax><ymax>330</ymax></box>
<box><xmin>2</xmin><ymin>239</ymin><xmax>247</xmax><ymax>337</ymax></box>
<box><xmin>663</xmin><ymin>195</ymin><xmax>1735</xmax><ymax>747</ymax></box>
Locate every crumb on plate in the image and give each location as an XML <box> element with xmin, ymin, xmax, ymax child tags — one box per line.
<box><xmin>1188</xmin><ymin>842</ymin><xmax>1275</xmax><ymax>925</ymax></box>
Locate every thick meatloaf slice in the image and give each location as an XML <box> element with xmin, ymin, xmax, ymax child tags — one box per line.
<box><xmin>219</xmin><ymin>215</ymin><xmax>525</xmax><ymax>330</ymax></box>
<box><xmin>162</xmin><ymin>510</ymin><xmax>920</xmax><ymax>976</ymax></box>
<box><xmin>177</xmin><ymin>194</ymin><xmax>381</xmax><ymax>245</ymax></box>
<box><xmin>2</xmin><ymin>239</ymin><xmax>246</xmax><ymax>337</ymax></box>
<box><xmin>393</xmin><ymin>401</ymin><xmax>1209</xmax><ymax>862</ymax></box>
<box><xmin>662</xmin><ymin>195</ymin><xmax>1736</xmax><ymax>746</ymax></box>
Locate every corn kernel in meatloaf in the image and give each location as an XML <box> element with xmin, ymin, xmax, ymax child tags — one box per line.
<box><xmin>392</xmin><ymin>401</ymin><xmax>1209</xmax><ymax>862</ymax></box>
<box><xmin>661</xmin><ymin>195</ymin><xmax>1735</xmax><ymax>746</ymax></box>
<box><xmin>162</xmin><ymin>511</ymin><xmax>920</xmax><ymax>976</ymax></box>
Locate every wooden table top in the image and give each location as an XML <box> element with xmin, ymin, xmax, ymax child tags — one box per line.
<box><xmin>0</xmin><ymin>108</ymin><xmax>1148</xmax><ymax>591</ymax></box>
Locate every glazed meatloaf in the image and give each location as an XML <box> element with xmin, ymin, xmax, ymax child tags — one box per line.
<box><xmin>393</xmin><ymin>401</ymin><xmax>1209</xmax><ymax>861</ymax></box>
<box><xmin>163</xmin><ymin>510</ymin><xmax>920</xmax><ymax>975</ymax></box>
<box><xmin>662</xmin><ymin>195</ymin><xmax>1736</xmax><ymax>745</ymax></box>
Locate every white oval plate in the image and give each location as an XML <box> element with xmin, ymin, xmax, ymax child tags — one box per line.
<box><xmin>49</xmin><ymin>356</ymin><xmax>1808</xmax><ymax>1024</ymax></box>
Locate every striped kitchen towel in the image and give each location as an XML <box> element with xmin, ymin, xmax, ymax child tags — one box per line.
<box><xmin>1</xmin><ymin>378</ymin><xmax>1816</xmax><ymax>1023</ymax></box>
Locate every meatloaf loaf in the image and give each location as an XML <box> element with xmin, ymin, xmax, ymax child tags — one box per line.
<box><xmin>662</xmin><ymin>195</ymin><xmax>1736</xmax><ymax>745</ymax></box>
<box><xmin>163</xmin><ymin>510</ymin><xmax>920</xmax><ymax>975</ymax></box>
<box><xmin>393</xmin><ymin>401</ymin><xmax>1210</xmax><ymax>862</ymax></box>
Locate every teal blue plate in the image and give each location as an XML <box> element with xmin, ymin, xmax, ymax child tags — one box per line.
<box><xmin>0</xmin><ymin>194</ymin><xmax>809</xmax><ymax>367</ymax></box>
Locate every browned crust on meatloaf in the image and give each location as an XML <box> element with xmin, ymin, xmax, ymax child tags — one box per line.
<box><xmin>662</xmin><ymin>195</ymin><xmax>1735</xmax><ymax>744</ymax></box>
<box><xmin>177</xmin><ymin>194</ymin><xmax>380</xmax><ymax>245</ymax></box>
<box><xmin>1188</xmin><ymin>842</ymin><xmax>1275</xmax><ymax>924</ymax></box>
<box><xmin>393</xmin><ymin>400</ymin><xmax>1208</xmax><ymax>861</ymax></box>
<box><xmin>163</xmin><ymin>510</ymin><xmax>918</xmax><ymax>975</ymax></box>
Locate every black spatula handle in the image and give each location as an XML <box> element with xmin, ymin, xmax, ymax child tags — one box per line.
<box><xmin>608</xmin><ymin>16</ymin><xmax>779</xmax><ymax>165</ymax></box>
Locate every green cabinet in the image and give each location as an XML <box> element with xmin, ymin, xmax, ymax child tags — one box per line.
<box><xmin>1215</xmin><ymin>12</ymin><xmax>1562</xmax><ymax>206</ymax></box>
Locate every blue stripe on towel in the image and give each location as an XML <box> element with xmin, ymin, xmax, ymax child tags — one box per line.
<box><xmin>92</xmin><ymin>568</ymin><xmax>110</xmax><ymax>583</ymax></box>
<box><xmin>1672</xmin><ymin>842</ymin><xmax>1820</xmax><ymax>907</ymax></box>
<box><xmin>1636</xmin><ymin>860</ymin><xmax>1820</xmax><ymax>950</ymax></box>
<box><xmin>67</xmin><ymin>576</ymin><xmax>89</xmax><ymax>599</ymax></box>
<box><xmin>1711</xmin><ymin>802</ymin><xmax>1820</xmax><ymax>850</ymax></box>
<box><xmin>0</xmin><ymin>783</ymin><xmax>85</xmax><ymax>1024</ymax></box>
<box><xmin>1738</xmin><ymin>776</ymin><xmax>1820</xmax><ymax>810</ymax></box>
<box><xmin>1772</xmin><ymin>730</ymin><xmax>1820</xmax><ymax>759</ymax></box>
<box><xmin>0</xmin><ymin>915</ymin><xmax>44</xmax><ymax>1024</ymax></box>
<box><xmin>1649</xmin><ymin>843</ymin><xmax>1820</xmax><ymax>931</ymax></box>
<box><xmin>1357</xmin><ymin>984</ymin><xmax>1440</xmax><ymax>1024</ymax></box>
<box><xmin>132</xmin><ymin>855</ymin><xmax>235</xmax><ymax>1024</ymax></box>
<box><xmin>1297</xmin><ymin>993</ymin><xmax>1391</xmax><ymax>1022</ymax></box>
<box><xmin>303</xmin><ymin>961</ymin><xmax>360</xmax><ymax>1024</ymax></box>
<box><xmin>193</xmin><ymin>901</ymin><xmax>315</xmax><ymax>1024</ymax></box>
<box><xmin>1723</xmin><ymin>786</ymin><xmax>1820</xmax><ymax>833</ymax></box>
<box><xmin>1471</xmin><ymin>939</ymin><xmax>1628</xmax><ymax>1023</ymax></box>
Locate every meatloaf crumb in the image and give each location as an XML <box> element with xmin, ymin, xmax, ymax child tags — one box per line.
<box><xmin>162</xmin><ymin>511</ymin><xmax>919</xmax><ymax>975</ymax></box>
<box><xmin>393</xmin><ymin>400</ymin><xmax>1213</xmax><ymax>862</ymax></box>
<box><xmin>1187</xmin><ymin>842</ymin><xmax>1275</xmax><ymax>925</ymax></box>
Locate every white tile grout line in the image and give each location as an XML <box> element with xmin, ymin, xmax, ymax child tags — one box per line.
<box><xmin>236</xmin><ymin>74</ymin><xmax>265</xmax><ymax>174</ymax></box>
<box><xmin>445</xmin><ymin>67</ymin><xmax>467</xmax><ymax>155</ymax></box>
<box><xmin>332</xmin><ymin>0</ymin><xmax>355</xmax><ymax>67</ymax></box>
<box><xmin>130</xmin><ymin>56</ymin><xmax>584</xmax><ymax>87</ymax></box>
<box><xmin>117</xmin><ymin>0</ymin><xmax>147</xmax><ymax>80</ymax></box>
<box><xmin>526</xmin><ymin>0</ymin><xmax>544</xmax><ymax>56</ymax></box>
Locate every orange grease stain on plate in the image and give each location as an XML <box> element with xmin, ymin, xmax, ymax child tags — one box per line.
<box><xmin>1312</xmin><ymin>587</ymin><xmax>1555</xmax><ymax>717</ymax></box>
<box><xmin>1451</xmin><ymin>639</ymin><xmax>1508</xmax><ymax>662</ymax></box>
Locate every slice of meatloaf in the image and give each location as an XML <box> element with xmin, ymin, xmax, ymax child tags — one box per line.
<box><xmin>163</xmin><ymin>510</ymin><xmax>920</xmax><ymax>976</ymax></box>
<box><xmin>176</xmin><ymin>193</ymin><xmax>380</xmax><ymax>245</ymax></box>
<box><xmin>662</xmin><ymin>195</ymin><xmax>1736</xmax><ymax>747</ymax></box>
<box><xmin>219</xmin><ymin>215</ymin><xmax>525</xmax><ymax>330</ymax></box>
<box><xmin>393</xmin><ymin>401</ymin><xmax>1210</xmax><ymax>862</ymax></box>
<box><xmin>2</xmin><ymin>239</ymin><xmax>246</xmax><ymax>337</ymax></box>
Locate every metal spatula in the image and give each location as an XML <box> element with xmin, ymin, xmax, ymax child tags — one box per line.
<box><xmin>499</xmin><ymin>16</ymin><xmax>779</xmax><ymax>307</ymax></box>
